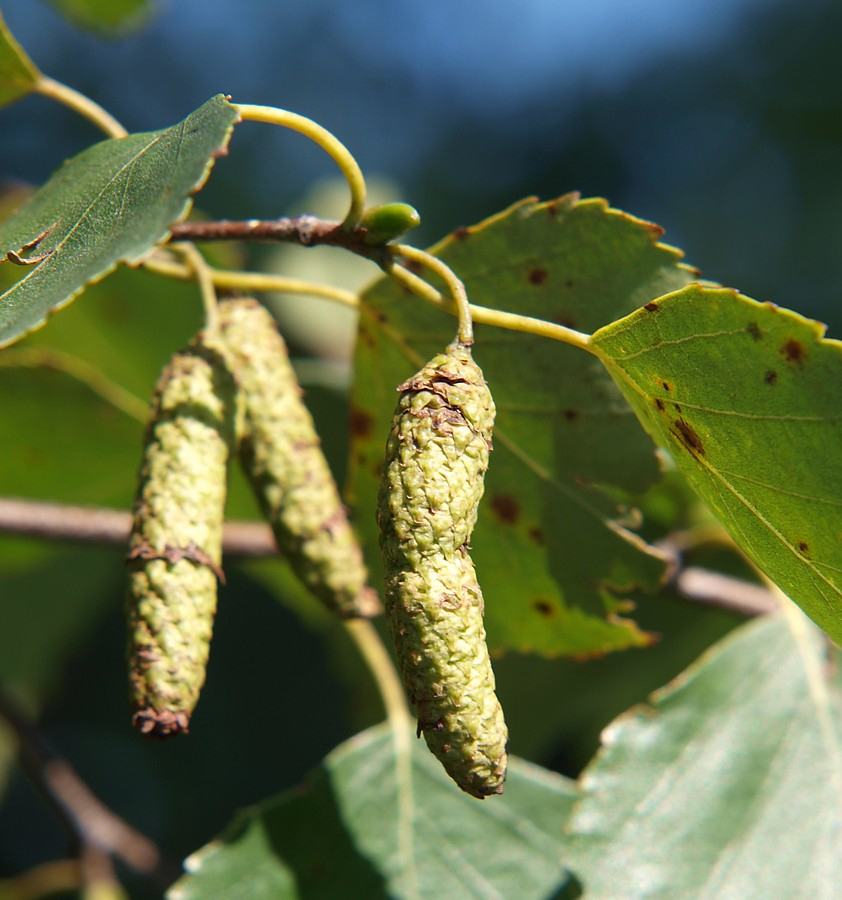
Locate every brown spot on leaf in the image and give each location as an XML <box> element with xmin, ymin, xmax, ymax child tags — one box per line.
<box><xmin>657</xmin><ymin>378</ymin><xmax>673</xmax><ymax>392</ymax></box>
<box><xmin>349</xmin><ymin>407</ymin><xmax>374</xmax><ymax>439</ymax></box>
<box><xmin>764</xmin><ymin>370</ymin><xmax>778</xmax><ymax>386</ymax></box>
<box><xmin>747</xmin><ymin>322</ymin><xmax>762</xmax><ymax>341</ymax></box>
<box><xmin>655</xmin><ymin>398</ymin><xmax>666</xmax><ymax>412</ymax></box>
<box><xmin>452</xmin><ymin>226</ymin><xmax>470</xmax><ymax>241</ymax></box>
<box><xmin>672</xmin><ymin>403</ymin><xmax>682</xmax><ymax>413</ymax></box>
<box><xmin>673</xmin><ymin>418</ymin><xmax>705</xmax><ymax>456</ymax></box>
<box><xmin>563</xmin><ymin>408</ymin><xmax>579</xmax><ymax>422</ymax></box>
<box><xmin>644</xmin><ymin>301</ymin><xmax>660</xmax><ymax>312</ymax></box>
<box><xmin>565</xmin><ymin>279</ymin><xmax>575</xmax><ymax>288</ymax></box>
<box><xmin>490</xmin><ymin>494</ymin><xmax>520</xmax><ymax>525</ymax></box>
<box><xmin>528</xmin><ymin>267</ymin><xmax>548</xmax><ymax>285</ymax></box>
<box><xmin>798</xmin><ymin>541</ymin><xmax>810</xmax><ymax>555</ymax></box>
<box><xmin>533</xmin><ymin>599</ymin><xmax>554</xmax><ymax>617</ymax></box>
<box><xmin>781</xmin><ymin>339</ymin><xmax>807</xmax><ymax>367</ymax></box>
<box><xmin>528</xmin><ymin>527</ymin><xmax>545</xmax><ymax>545</ymax></box>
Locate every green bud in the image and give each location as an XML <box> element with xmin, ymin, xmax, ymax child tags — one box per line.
<box><xmin>126</xmin><ymin>335</ymin><xmax>238</xmax><ymax>737</ymax></box>
<box><xmin>377</xmin><ymin>343</ymin><xmax>508</xmax><ymax>798</ymax></box>
<box><xmin>217</xmin><ymin>298</ymin><xmax>380</xmax><ymax>619</ymax></box>
<box><xmin>360</xmin><ymin>202</ymin><xmax>421</xmax><ymax>245</ymax></box>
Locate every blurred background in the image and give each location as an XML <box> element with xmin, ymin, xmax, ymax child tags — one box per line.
<box><xmin>1</xmin><ymin>0</ymin><xmax>840</xmax><ymax>891</ymax></box>
<box><xmin>3</xmin><ymin>0</ymin><xmax>842</xmax><ymax>332</ymax></box>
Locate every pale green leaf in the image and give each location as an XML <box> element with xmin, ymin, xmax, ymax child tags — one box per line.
<box><xmin>0</xmin><ymin>10</ymin><xmax>40</xmax><ymax>107</ymax></box>
<box><xmin>0</xmin><ymin>94</ymin><xmax>238</xmax><ymax>348</ymax></box>
<box><xmin>169</xmin><ymin>723</ymin><xmax>579</xmax><ymax>900</ymax></box>
<box><xmin>566</xmin><ymin>612</ymin><xmax>842</xmax><ymax>898</ymax></box>
<box><xmin>592</xmin><ymin>285</ymin><xmax>842</xmax><ymax>644</ymax></box>
<box><xmin>43</xmin><ymin>0</ymin><xmax>154</xmax><ymax>34</ymax></box>
<box><xmin>349</xmin><ymin>195</ymin><xmax>697</xmax><ymax>656</ymax></box>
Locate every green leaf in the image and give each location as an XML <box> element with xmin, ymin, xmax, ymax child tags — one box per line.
<box><xmin>169</xmin><ymin>723</ymin><xmax>579</xmax><ymax>900</ymax></box>
<box><xmin>0</xmin><ymin>94</ymin><xmax>238</xmax><ymax>348</ymax></box>
<box><xmin>565</xmin><ymin>611</ymin><xmax>842</xmax><ymax>897</ymax></box>
<box><xmin>43</xmin><ymin>0</ymin><xmax>154</xmax><ymax>34</ymax></box>
<box><xmin>0</xmin><ymin>541</ymin><xmax>121</xmax><ymax>696</ymax></box>
<box><xmin>0</xmin><ymin>364</ymin><xmax>143</xmax><ymax>507</ymax></box>
<box><xmin>592</xmin><ymin>285</ymin><xmax>842</xmax><ymax>645</ymax></box>
<box><xmin>0</xmin><ymin>10</ymin><xmax>40</xmax><ymax>108</ymax></box>
<box><xmin>349</xmin><ymin>195</ymin><xmax>697</xmax><ymax>656</ymax></box>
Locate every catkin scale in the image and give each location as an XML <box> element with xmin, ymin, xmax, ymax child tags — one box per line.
<box><xmin>217</xmin><ymin>298</ymin><xmax>379</xmax><ymax>619</ymax></box>
<box><xmin>378</xmin><ymin>343</ymin><xmax>508</xmax><ymax>798</ymax></box>
<box><xmin>126</xmin><ymin>337</ymin><xmax>238</xmax><ymax>737</ymax></box>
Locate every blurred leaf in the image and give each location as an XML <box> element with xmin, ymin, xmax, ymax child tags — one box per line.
<box><xmin>592</xmin><ymin>286</ymin><xmax>842</xmax><ymax>645</ymax></box>
<box><xmin>43</xmin><ymin>0</ymin><xmax>155</xmax><ymax>35</ymax></box>
<box><xmin>0</xmin><ymin>10</ymin><xmax>40</xmax><ymax>108</ymax></box>
<box><xmin>0</xmin><ymin>540</ymin><xmax>121</xmax><ymax>695</ymax></box>
<box><xmin>170</xmin><ymin>723</ymin><xmax>579</xmax><ymax>900</ymax></box>
<box><xmin>565</xmin><ymin>612</ymin><xmax>842</xmax><ymax>897</ymax></box>
<box><xmin>0</xmin><ymin>94</ymin><xmax>238</xmax><ymax>348</ymax></box>
<box><xmin>0</xmin><ymin>365</ymin><xmax>141</xmax><ymax>506</ymax></box>
<box><xmin>349</xmin><ymin>195</ymin><xmax>697</xmax><ymax>656</ymax></box>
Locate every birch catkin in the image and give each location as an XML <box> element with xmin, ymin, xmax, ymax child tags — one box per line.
<box><xmin>217</xmin><ymin>298</ymin><xmax>380</xmax><ymax>619</ymax></box>
<box><xmin>126</xmin><ymin>336</ymin><xmax>237</xmax><ymax>737</ymax></box>
<box><xmin>377</xmin><ymin>342</ymin><xmax>508</xmax><ymax>798</ymax></box>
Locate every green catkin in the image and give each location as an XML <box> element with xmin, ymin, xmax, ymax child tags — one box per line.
<box><xmin>377</xmin><ymin>342</ymin><xmax>508</xmax><ymax>798</ymax></box>
<box><xmin>126</xmin><ymin>335</ymin><xmax>238</xmax><ymax>738</ymax></box>
<box><xmin>217</xmin><ymin>298</ymin><xmax>380</xmax><ymax>619</ymax></box>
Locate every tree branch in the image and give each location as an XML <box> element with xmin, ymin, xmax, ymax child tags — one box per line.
<box><xmin>672</xmin><ymin>566</ymin><xmax>779</xmax><ymax>618</ymax></box>
<box><xmin>0</xmin><ymin>689</ymin><xmax>181</xmax><ymax>891</ymax></box>
<box><xmin>168</xmin><ymin>215</ymin><xmax>384</xmax><ymax>260</ymax></box>
<box><xmin>0</xmin><ymin>496</ymin><xmax>277</xmax><ymax>557</ymax></box>
<box><xmin>657</xmin><ymin>537</ymin><xmax>779</xmax><ymax>617</ymax></box>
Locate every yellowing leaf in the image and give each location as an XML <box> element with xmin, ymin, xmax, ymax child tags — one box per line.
<box><xmin>0</xmin><ymin>94</ymin><xmax>238</xmax><ymax>348</ymax></box>
<box><xmin>592</xmin><ymin>285</ymin><xmax>842</xmax><ymax>643</ymax></box>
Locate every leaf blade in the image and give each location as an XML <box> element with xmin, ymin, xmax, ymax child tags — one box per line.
<box><xmin>43</xmin><ymin>0</ymin><xmax>154</xmax><ymax>34</ymax></box>
<box><xmin>592</xmin><ymin>285</ymin><xmax>842</xmax><ymax>644</ymax></box>
<box><xmin>170</xmin><ymin>723</ymin><xmax>579</xmax><ymax>900</ymax></box>
<box><xmin>0</xmin><ymin>10</ymin><xmax>40</xmax><ymax>107</ymax></box>
<box><xmin>0</xmin><ymin>94</ymin><xmax>238</xmax><ymax>348</ymax></box>
<box><xmin>566</xmin><ymin>612</ymin><xmax>842</xmax><ymax>898</ymax></box>
<box><xmin>349</xmin><ymin>195</ymin><xmax>697</xmax><ymax>656</ymax></box>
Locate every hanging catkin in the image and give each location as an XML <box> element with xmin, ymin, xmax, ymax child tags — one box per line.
<box><xmin>377</xmin><ymin>342</ymin><xmax>508</xmax><ymax>798</ymax></box>
<box><xmin>217</xmin><ymin>298</ymin><xmax>380</xmax><ymax>618</ymax></box>
<box><xmin>126</xmin><ymin>335</ymin><xmax>237</xmax><ymax>737</ymax></box>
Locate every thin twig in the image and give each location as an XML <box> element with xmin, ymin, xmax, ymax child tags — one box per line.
<box><xmin>142</xmin><ymin>252</ymin><xmax>360</xmax><ymax>308</ymax></box>
<box><xmin>673</xmin><ymin>567</ymin><xmax>779</xmax><ymax>618</ymax></box>
<box><xmin>0</xmin><ymin>497</ymin><xmax>276</xmax><ymax>557</ymax></box>
<box><xmin>232</xmin><ymin>104</ymin><xmax>367</xmax><ymax>229</ymax></box>
<box><xmin>0</xmin><ymin>690</ymin><xmax>181</xmax><ymax>890</ymax></box>
<box><xmin>657</xmin><ymin>536</ymin><xmax>779</xmax><ymax>617</ymax></box>
<box><xmin>168</xmin><ymin>215</ymin><xmax>381</xmax><ymax>258</ymax></box>
<box><xmin>0</xmin><ymin>497</ymin><xmax>780</xmax><ymax>615</ymax></box>
<box><xmin>165</xmin><ymin>217</ymin><xmax>597</xmax><ymax>352</ymax></box>
<box><xmin>389</xmin><ymin>244</ymin><xmax>473</xmax><ymax>345</ymax></box>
